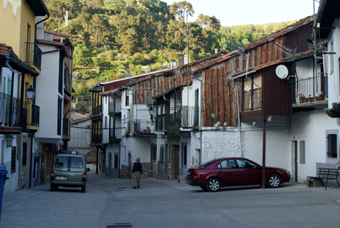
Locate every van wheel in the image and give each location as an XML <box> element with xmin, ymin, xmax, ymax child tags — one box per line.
<box><xmin>50</xmin><ymin>184</ymin><xmax>56</xmax><ymax>191</ymax></box>
<box><xmin>81</xmin><ymin>185</ymin><xmax>86</xmax><ymax>193</ymax></box>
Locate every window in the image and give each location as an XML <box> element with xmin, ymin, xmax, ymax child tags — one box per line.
<box><xmin>235</xmin><ymin>159</ymin><xmax>256</xmax><ymax>168</ymax></box>
<box><xmin>105</xmin><ymin>116</ymin><xmax>107</xmax><ymax>129</ymax></box>
<box><xmin>55</xmin><ymin>156</ymin><xmax>68</xmax><ymax>168</ymax></box>
<box><xmin>70</xmin><ymin>157</ymin><xmax>84</xmax><ymax>168</ymax></box>
<box><xmin>57</xmin><ymin>98</ymin><xmax>62</xmax><ymax>135</ymax></box>
<box><xmin>22</xmin><ymin>142</ymin><xmax>27</xmax><ymax>166</ymax></box>
<box><xmin>299</xmin><ymin>140</ymin><xmax>305</xmax><ymax>164</ymax></box>
<box><xmin>11</xmin><ymin>147</ymin><xmax>16</xmax><ymax>173</ymax></box>
<box><xmin>327</xmin><ymin>134</ymin><xmax>337</xmax><ymax>158</ymax></box>
<box><xmin>125</xmin><ymin>91</ymin><xmax>129</xmax><ymax>106</ymax></box>
<box><xmin>194</xmin><ymin>89</ymin><xmax>199</xmax><ymax>126</ymax></box>
<box><xmin>160</xmin><ymin>146</ymin><xmax>164</xmax><ymax>163</ymax></box>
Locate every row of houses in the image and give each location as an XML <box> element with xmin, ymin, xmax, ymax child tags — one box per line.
<box><xmin>1</xmin><ymin>0</ymin><xmax>74</xmax><ymax>194</ymax></box>
<box><xmin>88</xmin><ymin>0</ymin><xmax>340</xmax><ymax>185</ymax></box>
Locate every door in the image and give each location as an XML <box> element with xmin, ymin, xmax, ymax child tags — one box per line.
<box><xmin>53</xmin><ymin>155</ymin><xmax>69</xmax><ymax>180</ymax></box>
<box><xmin>181</xmin><ymin>144</ymin><xmax>187</xmax><ymax>175</ymax></box>
<box><xmin>173</xmin><ymin>145</ymin><xmax>179</xmax><ymax>179</ymax></box>
<box><xmin>291</xmin><ymin>141</ymin><xmax>298</xmax><ymax>182</ymax></box>
<box><xmin>68</xmin><ymin>156</ymin><xmax>85</xmax><ymax>182</ymax></box>
<box><xmin>234</xmin><ymin>159</ymin><xmax>261</xmax><ymax>185</ymax></box>
<box><xmin>216</xmin><ymin>159</ymin><xmax>240</xmax><ymax>186</ymax></box>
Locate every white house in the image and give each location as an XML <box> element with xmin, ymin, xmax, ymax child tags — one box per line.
<box><xmin>35</xmin><ymin>19</ymin><xmax>74</xmax><ymax>185</ymax></box>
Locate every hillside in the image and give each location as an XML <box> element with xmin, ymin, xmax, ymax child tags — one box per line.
<box><xmin>43</xmin><ymin>0</ymin><xmax>297</xmax><ymax>110</ymax></box>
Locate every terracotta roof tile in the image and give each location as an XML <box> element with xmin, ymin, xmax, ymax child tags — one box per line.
<box><xmin>71</xmin><ymin>117</ymin><xmax>89</xmax><ymax>124</ymax></box>
<box><xmin>44</xmin><ymin>30</ymin><xmax>69</xmax><ymax>37</ymax></box>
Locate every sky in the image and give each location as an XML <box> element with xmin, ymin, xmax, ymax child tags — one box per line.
<box><xmin>162</xmin><ymin>0</ymin><xmax>319</xmax><ymax>27</ymax></box>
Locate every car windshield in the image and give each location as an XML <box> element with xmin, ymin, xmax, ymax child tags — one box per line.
<box><xmin>199</xmin><ymin>159</ymin><xmax>217</xmax><ymax>168</ymax></box>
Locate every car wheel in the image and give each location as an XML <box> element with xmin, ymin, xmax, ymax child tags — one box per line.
<box><xmin>81</xmin><ymin>185</ymin><xmax>86</xmax><ymax>193</ymax></box>
<box><xmin>267</xmin><ymin>174</ymin><xmax>282</xmax><ymax>188</ymax></box>
<box><xmin>206</xmin><ymin>178</ymin><xmax>221</xmax><ymax>192</ymax></box>
<box><xmin>200</xmin><ymin>186</ymin><xmax>208</xmax><ymax>191</ymax></box>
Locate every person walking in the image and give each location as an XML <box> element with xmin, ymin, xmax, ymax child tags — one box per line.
<box><xmin>132</xmin><ymin>157</ymin><xmax>143</xmax><ymax>189</ymax></box>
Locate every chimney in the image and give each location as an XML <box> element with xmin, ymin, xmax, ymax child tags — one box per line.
<box><xmin>184</xmin><ymin>54</ymin><xmax>190</xmax><ymax>65</ymax></box>
<box><xmin>36</xmin><ymin>16</ymin><xmax>45</xmax><ymax>40</ymax></box>
<box><xmin>215</xmin><ymin>48</ymin><xmax>218</xmax><ymax>54</ymax></box>
<box><xmin>170</xmin><ymin>59</ymin><xmax>176</xmax><ymax>67</ymax></box>
<box><xmin>178</xmin><ymin>53</ymin><xmax>184</xmax><ymax>67</ymax></box>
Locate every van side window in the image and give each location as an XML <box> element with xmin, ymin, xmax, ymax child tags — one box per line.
<box><xmin>70</xmin><ymin>157</ymin><xmax>84</xmax><ymax>168</ymax></box>
<box><xmin>55</xmin><ymin>156</ymin><xmax>68</xmax><ymax>168</ymax></box>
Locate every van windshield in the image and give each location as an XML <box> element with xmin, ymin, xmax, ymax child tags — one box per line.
<box><xmin>55</xmin><ymin>156</ymin><xmax>68</xmax><ymax>168</ymax></box>
<box><xmin>70</xmin><ymin>157</ymin><xmax>84</xmax><ymax>168</ymax></box>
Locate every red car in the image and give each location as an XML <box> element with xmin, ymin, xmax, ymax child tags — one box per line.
<box><xmin>186</xmin><ymin>157</ymin><xmax>291</xmax><ymax>192</ymax></box>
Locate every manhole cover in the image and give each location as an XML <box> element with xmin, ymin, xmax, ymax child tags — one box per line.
<box><xmin>116</xmin><ymin>187</ymin><xmax>126</xmax><ymax>189</ymax></box>
<box><xmin>107</xmin><ymin>223</ymin><xmax>132</xmax><ymax>227</ymax></box>
<box><xmin>104</xmin><ymin>191</ymin><xmax>112</xmax><ymax>193</ymax></box>
<box><xmin>114</xmin><ymin>190</ymin><xmax>124</xmax><ymax>192</ymax></box>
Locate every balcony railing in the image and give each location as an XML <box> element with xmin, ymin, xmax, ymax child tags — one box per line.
<box><xmin>26</xmin><ymin>103</ymin><xmax>40</xmax><ymax>126</ymax></box>
<box><xmin>156</xmin><ymin>114</ymin><xmax>166</xmax><ymax>131</ymax></box>
<box><xmin>63</xmin><ymin>118</ymin><xmax>70</xmax><ymax>136</ymax></box>
<box><xmin>64</xmin><ymin>71</ymin><xmax>72</xmax><ymax>96</ymax></box>
<box><xmin>293</xmin><ymin>75</ymin><xmax>327</xmax><ymax>104</ymax></box>
<box><xmin>181</xmin><ymin>106</ymin><xmax>198</xmax><ymax>127</ymax></box>
<box><xmin>133</xmin><ymin>119</ymin><xmax>153</xmax><ymax>134</ymax></box>
<box><xmin>0</xmin><ymin>92</ymin><xmax>21</xmax><ymax>127</ymax></box>
<box><xmin>92</xmin><ymin>133</ymin><xmax>102</xmax><ymax>144</ymax></box>
<box><xmin>243</xmin><ymin>88</ymin><xmax>262</xmax><ymax>111</ymax></box>
<box><xmin>92</xmin><ymin>104</ymin><xmax>102</xmax><ymax>116</ymax></box>
<box><xmin>109</xmin><ymin>127</ymin><xmax>123</xmax><ymax>142</ymax></box>
<box><xmin>25</xmin><ymin>42</ymin><xmax>42</xmax><ymax>70</ymax></box>
<box><xmin>170</xmin><ymin>111</ymin><xmax>181</xmax><ymax>124</ymax></box>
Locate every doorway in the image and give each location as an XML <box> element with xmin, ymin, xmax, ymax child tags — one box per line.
<box><xmin>108</xmin><ymin>153</ymin><xmax>112</xmax><ymax>176</ymax></box>
<box><xmin>291</xmin><ymin>141</ymin><xmax>298</xmax><ymax>182</ymax></box>
<box><xmin>181</xmin><ymin>144</ymin><xmax>187</xmax><ymax>176</ymax></box>
<box><xmin>173</xmin><ymin>145</ymin><xmax>179</xmax><ymax>179</ymax></box>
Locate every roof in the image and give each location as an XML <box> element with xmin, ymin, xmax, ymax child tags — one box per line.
<box><xmin>0</xmin><ymin>43</ymin><xmax>39</xmax><ymax>75</ymax></box>
<box><xmin>316</xmin><ymin>0</ymin><xmax>340</xmax><ymax>38</ymax></box>
<box><xmin>44</xmin><ymin>30</ymin><xmax>69</xmax><ymax>38</ymax></box>
<box><xmin>71</xmin><ymin>117</ymin><xmax>90</xmax><ymax>125</ymax></box>
<box><xmin>100</xmin><ymin>88</ymin><xmax>120</xmax><ymax>96</ymax></box>
<box><xmin>88</xmin><ymin>67</ymin><xmax>173</xmax><ymax>92</ymax></box>
<box><xmin>36</xmin><ymin>39</ymin><xmax>71</xmax><ymax>58</ymax></box>
<box><xmin>192</xmin><ymin>16</ymin><xmax>314</xmax><ymax>73</ymax></box>
<box><xmin>26</xmin><ymin>0</ymin><xmax>49</xmax><ymax>16</ymax></box>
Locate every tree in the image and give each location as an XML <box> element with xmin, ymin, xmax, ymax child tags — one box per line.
<box><xmin>169</xmin><ymin>1</ymin><xmax>194</xmax><ymax>21</ymax></box>
<box><xmin>73</xmin><ymin>43</ymin><xmax>93</xmax><ymax>69</ymax></box>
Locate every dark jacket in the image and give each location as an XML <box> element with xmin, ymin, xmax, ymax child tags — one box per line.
<box><xmin>132</xmin><ymin>162</ymin><xmax>143</xmax><ymax>174</ymax></box>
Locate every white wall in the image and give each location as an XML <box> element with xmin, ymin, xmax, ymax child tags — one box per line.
<box><xmin>69</xmin><ymin>120</ymin><xmax>91</xmax><ymax>148</ymax></box>
<box><xmin>1</xmin><ymin>136</ymin><xmax>19</xmax><ymax>195</ymax></box>
<box><xmin>327</xmin><ymin>19</ymin><xmax>340</xmax><ymax>107</ymax></box>
<box><xmin>290</xmin><ymin>111</ymin><xmax>339</xmax><ymax>182</ymax></box>
<box><xmin>35</xmin><ymin>44</ymin><xmax>61</xmax><ymax>139</ymax></box>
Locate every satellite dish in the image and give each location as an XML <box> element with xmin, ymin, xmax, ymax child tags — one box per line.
<box><xmin>275</xmin><ymin>65</ymin><xmax>289</xmax><ymax>79</ymax></box>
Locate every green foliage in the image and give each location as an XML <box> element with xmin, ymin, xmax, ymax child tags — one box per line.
<box><xmin>166</xmin><ymin>120</ymin><xmax>180</xmax><ymax>137</ymax></box>
<box><xmin>44</xmin><ymin>0</ymin><xmax>297</xmax><ymax>98</ymax></box>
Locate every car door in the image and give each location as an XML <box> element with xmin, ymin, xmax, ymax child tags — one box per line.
<box><xmin>54</xmin><ymin>155</ymin><xmax>69</xmax><ymax>181</ymax></box>
<box><xmin>68</xmin><ymin>156</ymin><xmax>85</xmax><ymax>183</ymax></box>
<box><xmin>235</xmin><ymin>159</ymin><xmax>261</xmax><ymax>185</ymax></box>
<box><xmin>216</xmin><ymin>159</ymin><xmax>240</xmax><ymax>186</ymax></box>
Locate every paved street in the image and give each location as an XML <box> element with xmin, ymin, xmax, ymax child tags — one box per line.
<box><xmin>2</xmin><ymin>166</ymin><xmax>340</xmax><ymax>228</ymax></box>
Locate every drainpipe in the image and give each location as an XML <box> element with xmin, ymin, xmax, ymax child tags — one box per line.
<box><xmin>235</xmin><ymin>83</ymin><xmax>242</xmax><ymax>157</ymax></box>
<box><xmin>35</xmin><ymin>14</ymin><xmax>50</xmax><ymax>42</ymax></box>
